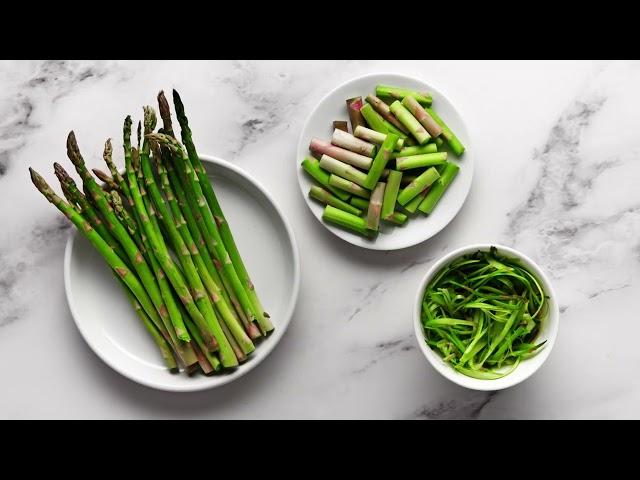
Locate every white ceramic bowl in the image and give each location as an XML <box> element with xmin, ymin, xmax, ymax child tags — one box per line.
<box><xmin>64</xmin><ymin>155</ymin><xmax>300</xmax><ymax>392</ymax></box>
<box><xmin>296</xmin><ymin>72</ymin><xmax>474</xmax><ymax>251</ymax></box>
<box><xmin>413</xmin><ymin>244</ymin><xmax>559</xmax><ymax>391</ymax></box>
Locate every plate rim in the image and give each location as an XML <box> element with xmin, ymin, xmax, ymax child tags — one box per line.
<box><xmin>64</xmin><ymin>154</ymin><xmax>301</xmax><ymax>392</ymax></box>
<box><xmin>295</xmin><ymin>71</ymin><xmax>474</xmax><ymax>251</ymax></box>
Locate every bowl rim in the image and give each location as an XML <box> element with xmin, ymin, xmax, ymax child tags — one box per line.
<box><xmin>63</xmin><ymin>154</ymin><xmax>301</xmax><ymax>392</ymax></box>
<box><xmin>413</xmin><ymin>243</ymin><xmax>560</xmax><ymax>391</ymax></box>
<box><xmin>295</xmin><ymin>71</ymin><xmax>473</xmax><ymax>251</ymax></box>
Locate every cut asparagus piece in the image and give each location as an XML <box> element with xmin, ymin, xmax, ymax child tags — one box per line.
<box><xmin>397</xmin><ymin>167</ymin><xmax>440</xmax><ymax>205</ymax></box>
<box><xmin>389</xmin><ymin>143</ymin><xmax>438</xmax><ymax>159</ymax></box>
<box><xmin>323</xmin><ymin>205</ymin><xmax>372</xmax><ymax>237</ymax></box>
<box><xmin>375</xmin><ymin>85</ymin><xmax>432</xmax><ymax>106</ymax></box>
<box><xmin>349</xmin><ymin>197</ymin><xmax>408</xmax><ymax>225</ymax></box>
<box><xmin>389</xmin><ymin>101</ymin><xmax>430</xmax><ymax>145</ymax></box>
<box><xmin>301</xmin><ymin>156</ymin><xmax>350</xmax><ymax>201</ymax></box>
<box><xmin>365</xmin><ymin>95</ymin><xmax>409</xmax><ymax>135</ymax></box>
<box><xmin>360</xmin><ymin>103</ymin><xmax>387</xmax><ymax>134</ymax></box>
<box><xmin>396</xmin><ymin>152</ymin><xmax>448</xmax><ymax>171</ymax></box>
<box><xmin>401</xmin><ymin>95</ymin><xmax>443</xmax><ymax>137</ymax></box>
<box><xmin>319</xmin><ymin>155</ymin><xmax>368</xmax><ymax>187</ymax></box>
<box><xmin>364</xmin><ymin>133</ymin><xmax>398</xmax><ymax>190</ymax></box>
<box><xmin>309</xmin><ymin>137</ymin><xmax>372</xmax><ymax>170</ymax></box>
<box><xmin>346</xmin><ymin>97</ymin><xmax>366</xmax><ymax>132</ymax></box>
<box><xmin>366</xmin><ymin>182</ymin><xmax>385</xmax><ymax>231</ymax></box>
<box><xmin>309</xmin><ymin>185</ymin><xmax>362</xmax><ymax>216</ymax></box>
<box><xmin>404</xmin><ymin>188</ymin><xmax>429</xmax><ymax>213</ymax></box>
<box><xmin>381</xmin><ymin>170</ymin><xmax>402</xmax><ymax>220</ymax></box>
<box><xmin>418</xmin><ymin>162</ymin><xmax>460</xmax><ymax>214</ymax></box>
<box><xmin>333</xmin><ymin>120</ymin><xmax>348</xmax><ymax>132</ymax></box>
<box><xmin>331</xmin><ymin>128</ymin><xmax>376</xmax><ymax>157</ymax></box>
<box><xmin>425</xmin><ymin>107</ymin><xmax>465</xmax><ymax>156</ymax></box>
<box><xmin>329</xmin><ymin>174</ymin><xmax>371</xmax><ymax>199</ymax></box>
<box><xmin>353</xmin><ymin>125</ymin><xmax>404</xmax><ymax>151</ymax></box>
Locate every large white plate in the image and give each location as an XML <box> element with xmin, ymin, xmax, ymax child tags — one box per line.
<box><xmin>64</xmin><ymin>155</ymin><xmax>300</xmax><ymax>392</ymax></box>
<box><xmin>296</xmin><ymin>73</ymin><xmax>474</xmax><ymax>250</ymax></box>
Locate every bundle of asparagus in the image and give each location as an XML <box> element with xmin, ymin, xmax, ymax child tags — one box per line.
<box><xmin>302</xmin><ymin>84</ymin><xmax>465</xmax><ymax>238</ymax></box>
<box><xmin>30</xmin><ymin>90</ymin><xmax>273</xmax><ymax>376</ymax></box>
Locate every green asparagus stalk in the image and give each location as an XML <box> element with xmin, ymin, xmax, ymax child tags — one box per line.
<box><xmin>103</xmin><ymin>139</ymin><xmax>133</xmax><ymax>207</ymax></box>
<box><xmin>309</xmin><ymin>185</ymin><xmax>362</xmax><ymax>215</ymax></box>
<box><xmin>389</xmin><ymin>143</ymin><xmax>438</xmax><ymax>159</ymax></box>
<box><xmin>301</xmin><ymin>156</ymin><xmax>350</xmax><ymax>201</ymax></box>
<box><xmin>403</xmin><ymin>188</ymin><xmax>429</xmax><ymax>214</ymax></box>
<box><xmin>184</xmin><ymin>316</ymin><xmax>221</xmax><ymax>372</ymax></box>
<box><xmin>418</xmin><ymin>162</ymin><xmax>460</xmax><ymax>214</ymax></box>
<box><xmin>353</xmin><ymin>125</ymin><xmax>404</xmax><ymax>151</ymax></box>
<box><xmin>401</xmin><ymin>95</ymin><xmax>443</xmax><ymax>138</ymax></box>
<box><xmin>65</xmin><ymin>131</ymin><xmax>185</xmax><ymax>341</ymax></box>
<box><xmin>119</xmin><ymin>279</ymin><xmax>178</xmax><ymax>372</ymax></box>
<box><xmin>349</xmin><ymin>197</ymin><xmax>369</xmax><ymax>211</ymax></box>
<box><xmin>375</xmin><ymin>85</ymin><xmax>432</xmax><ymax>106</ymax></box>
<box><xmin>366</xmin><ymin>182</ymin><xmax>385</xmax><ymax>231</ymax></box>
<box><xmin>322</xmin><ymin>205</ymin><xmax>372</xmax><ymax>237</ymax></box>
<box><xmin>92</xmin><ymin>168</ymin><xmax>119</xmax><ymax>192</ymax></box>
<box><xmin>381</xmin><ymin>170</ymin><xmax>402</xmax><ymax>220</ymax></box>
<box><xmin>425</xmin><ymin>107</ymin><xmax>465</xmax><ymax>156</ymax></box>
<box><xmin>397</xmin><ymin>167</ymin><xmax>440</xmax><ymax>205</ymax></box>
<box><xmin>365</xmin><ymin>95</ymin><xmax>409</xmax><ymax>135</ymax></box>
<box><xmin>389</xmin><ymin>101</ymin><xmax>431</xmax><ymax>145</ymax></box>
<box><xmin>360</xmin><ymin>103</ymin><xmax>387</xmax><ymax>134</ymax></box>
<box><xmin>149</xmin><ymin>141</ymin><xmax>254</xmax><ymax>355</ymax></box>
<box><xmin>309</xmin><ymin>137</ymin><xmax>372</xmax><ymax>170</ymax></box>
<box><xmin>172</xmin><ymin>90</ymin><xmax>273</xmax><ymax>334</ymax></box>
<box><xmin>433</xmin><ymin>137</ymin><xmax>444</xmax><ymax>148</ymax></box>
<box><xmin>331</xmin><ymin>128</ymin><xmax>377</xmax><ymax>157</ymax></box>
<box><xmin>363</xmin><ymin>133</ymin><xmax>398</xmax><ymax>190</ymax></box>
<box><xmin>328</xmin><ymin>174</ymin><xmax>371</xmax><ymax>199</ymax></box>
<box><xmin>140</xmin><ymin>108</ymin><xmax>238</xmax><ymax>365</ymax></box>
<box><xmin>349</xmin><ymin>197</ymin><xmax>407</xmax><ymax>224</ymax></box>
<box><xmin>385</xmin><ymin>211</ymin><xmax>408</xmax><ymax>225</ymax></box>
<box><xmin>319</xmin><ymin>155</ymin><xmax>368</xmax><ymax>187</ymax></box>
<box><xmin>396</xmin><ymin>152</ymin><xmax>448</xmax><ymax>171</ymax></box>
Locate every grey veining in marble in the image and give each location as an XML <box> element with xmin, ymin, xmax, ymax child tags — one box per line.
<box><xmin>1</xmin><ymin>60</ymin><xmax>639</xmax><ymax>419</ymax></box>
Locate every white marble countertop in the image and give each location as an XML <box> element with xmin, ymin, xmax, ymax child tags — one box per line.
<box><xmin>1</xmin><ymin>60</ymin><xmax>638</xmax><ymax>419</ymax></box>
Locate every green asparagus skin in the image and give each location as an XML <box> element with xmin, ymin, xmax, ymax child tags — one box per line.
<box><xmin>301</xmin><ymin>157</ymin><xmax>351</xmax><ymax>201</ymax></box>
<box><xmin>381</xmin><ymin>170</ymin><xmax>402</xmax><ymax>220</ymax></box>
<box><xmin>65</xmin><ymin>131</ymin><xmax>184</xmax><ymax>341</ymax></box>
<box><xmin>322</xmin><ymin>205</ymin><xmax>373</xmax><ymax>237</ymax></box>
<box><xmin>389</xmin><ymin>143</ymin><xmax>438</xmax><ymax>159</ymax></box>
<box><xmin>363</xmin><ymin>133</ymin><xmax>398</xmax><ymax>190</ymax></box>
<box><xmin>389</xmin><ymin>101</ymin><xmax>431</xmax><ymax>145</ymax></box>
<box><xmin>418</xmin><ymin>162</ymin><xmax>460</xmax><ymax>214</ymax></box>
<box><xmin>309</xmin><ymin>185</ymin><xmax>362</xmax><ymax>215</ymax></box>
<box><xmin>397</xmin><ymin>167</ymin><xmax>440</xmax><ymax>205</ymax></box>
<box><xmin>319</xmin><ymin>155</ymin><xmax>368</xmax><ymax>187</ymax></box>
<box><xmin>403</xmin><ymin>188</ymin><xmax>429</xmax><ymax>214</ymax></box>
<box><xmin>172</xmin><ymin>91</ymin><xmax>273</xmax><ymax>334</ymax></box>
<box><xmin>375</xmin><ymin>85</ymin><xmax>432</xmax><ymax>106</ymax></box>
<box><xmin>328</xmin><ymin>174</ymin><xmax>371</xmax><ymax>199</ymax></box>
<box><xmin>425</xmin><ymin>107</ymin><xmax>465</xmax><ymax>156</ymax></box>
<box><xmin>395</xmin><ymin>152</ymin><xmax>448</xmax><ymax>171</ymax></box>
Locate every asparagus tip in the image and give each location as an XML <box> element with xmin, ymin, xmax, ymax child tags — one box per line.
<box><xmin>143</xmin><ymin>106</ymin><xmax>157</xmax><ymax>134</ymax></box>
<box><xmin>103</xmin><ymin>138</ymin><xmax>112</xmax><ymax>160</ymax></box>
<box><xmin>66</xmin><ymin>131</ymin><xmax>82</xmax><ymax>166</ymax></box>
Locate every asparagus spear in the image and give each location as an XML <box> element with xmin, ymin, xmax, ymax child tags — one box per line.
<box><xmin>65</xmin><ymin>131</ymin><xmax>185</xmax><ymax>341</ymax></box>
<box><xmin>353</xmin><ymin>125</ymin><xmax>404</xmax><ymax>151</ymax></box>
<box><xmin>389</xmin><ymin>143</ymin><xmax>438</xmax><ymax>159</ymax></box>
<box><xmin>102</xmin><ymin>139</ymin><xmax>133</xmax><ymax>206</ymax></box>
<box><xmin>301</xmin><ymin>156</ymin><xmax>351</xmax><ymax>201</ymax></box>
<box><xmin>366</xmin><ymin>182</ymin><xmax>385</xmax><ymax>231</ymax></box>
<box><xmin>319</xmin><ymin>155</ymin><xmax>367</xmax><ymax>187</ymax></box>
<box><xmin>172</xmin><ymin>90</ymin><xmax>272</xmax><ymax>334</ymax></box>
<box><xmin>92</xmin><ymin>168</ymin><xmax>120</xmax><ymax>192</ymax></box>
<box><xmin>309</xmin><ymin>185</ymin><xmax>362</xmax><ymax>215</ymax></box>
<box><xmin>401</xmin><ymin>96</ymin><xmax>443</xmax><ymax>137</ymax></box>
<box><xmin>346</xmin><ymin>97</ymin><xmax>366</xmax><ymax>132</ymax></box>
<box><xmin>309</xmin><ymin>137</ymin><xmax>372</xmax><ymax>170</ymax></box>
<box><xmin>149</xmin><ymin>141</ymin><xmax>254</xmax><ymax>355</ymax></box>
<box><xmin>328</xmin><ymin>175</ymin><xmax>371</xmax><ymax>199</ymax></box>
<box><xmin>184</xmin><ymin>316</ymin><xmax>221</xmax><ymax>372</ymax></box>
<box><xmin>333</xmin><ymin>120</ymin><xmax>348</xmax><ymax>132</ymax></box>
<box><xmin>331</xmin><ymin>129</ymin><xmax>376</xmax><ymax>157</ymax></box>
<box><xmin>365</xmin><ymin>95</ymin><xmax>409</xmax><ymax>135</ymax></box>
<box><xmin>397</xmin><ymin>167</ymin><xmax>440</xmax><ymax>205</ymax></box>
<box><xmin>389</xmin><ymin>101</ymin><xmax>430</xmax><ymax>145</ymax></box>
<box><xmin>395</xmin><ymin>152</ymin><xmax>448</xmax><ymax>171</ymax></box>
<box><xmin>403</xmin><ymin>188</ymin><xmax>429</xmax><ymax>214</ymax></box>
<box><xmin>360</xmin><ymin>103</ymin><xmax>411</xmax><ymax>143</ymax></box>
<box><xmin>375</xmin><ymin>85</ymin><xmax>432</xmax><ymax>106</ymax></box>
<box><xmin>425</xmin><ymin>107</ymin><xmax>465</xmax><ymax>156</ymax></box>
<box><xmin>363</xmin><ymin>133</ymin><xmax>398</xmax><ymax>190</ymax></box>
<box><xmin>322</xmin><ymin>205</ymin><xmax>372</xmax><ymax>237</ymax></box>
<box><xmin>381</xmin><ymin>170</ymin><xmax>402</xmax><ymax>220</ymax></box>
<box><xmin>418</xmin><ymin>162</ymin><xmax>460</xmax><ymax>214</ymax></box>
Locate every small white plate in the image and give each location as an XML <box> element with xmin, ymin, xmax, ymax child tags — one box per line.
<box><xmin>296</xmin><ymin>72</ymin><xmax>474</xmax><ymax>251</ymax></box>
<box><xmin>64</xmin><ymin>155</ymin><xmax>300</xmax><ymax>392</ymax></box>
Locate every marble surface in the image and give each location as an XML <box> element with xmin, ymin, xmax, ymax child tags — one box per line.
<box><xmin>1</xmin><ymin>60</ymin><xmax>639</xmax><ymax>419</ymax></box>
